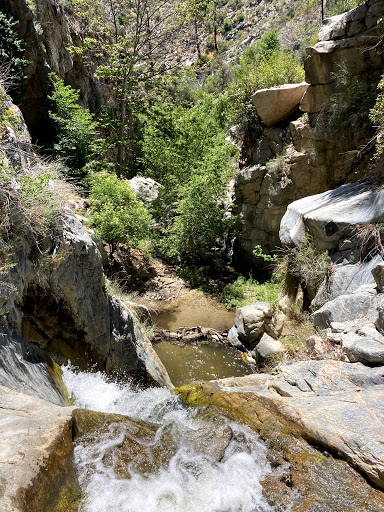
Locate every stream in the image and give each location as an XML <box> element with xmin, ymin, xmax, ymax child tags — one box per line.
<box><xmin>62</xmin><ymin>365</ymin><xmax>276</xmax><ymax>512</ymax></box>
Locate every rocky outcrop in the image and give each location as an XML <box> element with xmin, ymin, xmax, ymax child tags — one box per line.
<box><xmin>0</xmin><ymin>386</ymin><xmax>80</xmax><ymax>512</ymax></box>
<box><xmin>0</xmin><ymin>95</ymin><xmax>171</xmax><ymax>390</ymax></box>
<box><xmin>233</xmin><ymin>0</ymin><xmax>384</xmax><ymax>269</ymax></box>
<box><xmin>176</xmin><ymin>369</ymin><xmax>384</xmax><ymax>510</ymax></box>
<box><xmin>251</xmin><ymin>82</ymin><xmax>308</xmax><ymax>127</ymax></box>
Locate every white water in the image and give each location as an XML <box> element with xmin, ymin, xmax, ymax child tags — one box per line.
<box><xmin>62</xmin><ymin>365</ymin><xmax>275</xmax><ymax>512</ymax></box>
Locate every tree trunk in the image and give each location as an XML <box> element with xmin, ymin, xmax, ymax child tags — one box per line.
<box><xmin>194</xmin><ymin>15</ymin><xmax>201</xmax><ymax>57</ymax></box>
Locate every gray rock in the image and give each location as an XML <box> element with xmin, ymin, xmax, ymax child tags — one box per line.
<box><xmin>330</xmin><ymin>255</ymin><xmax>382</xmax><ymax>300</ymax></box>
<box><xmin>310</xmin><ymin>289</ymin><xmax>377</xmax><ymax>329</ymax></box>
<box><xmin>227</xmin><ymin>326</ymin><xmax>244</xmax><ymax>349</ymax></box>
<box><xmin>215</xmin><ymin>360</ymin><xmax>384</xmax><ymax>489</ymax></box>
<box><xmin>372</xmin><ymin>262</ymin><xmax>384</xmax><ymax>292</ymax></box>
<box><xmin>279</xmin><ymin>181</ymin><xmax>384</xmax><ymax>253</ymax></box>
<box><xmin>256</xmin><ymin>333</ymin><xmax>285</xmax><ymax>360</ymax></box>
<box><xmin>234</xmin><ymin>302</ymin><xmax>273</xmax><ymax>348</ymax></box>
<box><xmin>341</xmin><ymin>325</ymin><xmax>384</xmax><ymax>364</ymax></box>
<box><xmin>0</xmin><ymin>386</ymin><xmax>79</xmax><ymax>512</ymax></box>
<box><xmin>129</xmin><ymin>176</ymin><xmax>161</xmax><ymax>203</ymax></box>
<box><xmin>0</xmin><ymin>335</ymin><xmax>68</xmax><ymax>406</ymax></box>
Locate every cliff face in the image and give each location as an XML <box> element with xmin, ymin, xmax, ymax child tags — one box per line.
<box><xmin>3</xmin><ymin>0</ymin><xmax>111</xmax><ymax>144</ymax></box>
<box><xmin>233</xmin><ymin>0</ymin><xmax>384</xmax><ymax>270</ymax></box>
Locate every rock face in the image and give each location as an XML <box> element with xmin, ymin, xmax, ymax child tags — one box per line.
<box><xmin>177</xmin><ymin>359</ymin><xmax>384</xmax><ymax>494</ymax></box>
<box><xmin>4</xmin><ymin>0</ymin><xmax>111</xmax><ymax>143</ymax></box>
<box><xmin>233</xmin><ymin>0</ymin><xmax>384</xmax><ymax>269</ymax></box>
<box><xmin>0</xmin><ymin>386</ymin><xmax>80</xmax><ymax>512</ymax></box>
<box><xmin>252</xmin><ymin>82</ymin><xmax>308</xmax><ymax>127</ymax></box>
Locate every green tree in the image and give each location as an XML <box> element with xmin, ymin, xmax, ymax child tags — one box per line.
<box><xmin>89</xmin><ymin>172</ymin><xmax>151</xmax><ymax>251</ymax></box>
<box><xmin>71</xmin><ymin>0</ymin><xmax>185</xmax><ymax>177</ymax></box>
<box><xmin>0</xmin><ymin>12</ymin><xmax>28</xmax><ymax>81</ymax></box>
<box><xmin>48</xmin><ymin>74</ymin><xmax>100</xmax><ymax>176</ymax></box>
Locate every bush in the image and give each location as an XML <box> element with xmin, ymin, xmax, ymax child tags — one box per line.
<box><xmin>321</xmin><ymin>62</ymin><xmax>377</xmax><ymax>146</ymax></box>
<box><xmin>89</xmin><ymin>172</ymin><xmax>151</xmax><ymax>250</ymax></box>
<box><xmin>226</xmin><ymin>46</ymin><xmax>304</xmax><ymax>128</ymax></box>
<box><xmin>48</xmin><ymin>74</ymin><xmax>100</xmax><ymax>176</ymax></box>
<box><xmin>222</xmin><ymin>276</ymin><xmax>279</xmax><ymax>309</ymax></box>
<box><xmin>369</xmin><ymin>74</ymin><xmax>384</xmax><ymax>160</ymax></box>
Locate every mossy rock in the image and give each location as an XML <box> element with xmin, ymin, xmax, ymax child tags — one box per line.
<box><xmin>175</xmin><ymin>382</ymin><xmax>384</xmax><ymax>512</ymax></box>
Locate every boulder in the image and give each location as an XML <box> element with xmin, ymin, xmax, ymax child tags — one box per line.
<box><xmin>180</xmin><ymin>361</ymin><xmax>384</xmax><ymax>492</ymax></box>
<box><xmin>0</xmin><ymin>386</ymin><xmax>79</xmax><ymax>512</ymax></box>
<box><xmin>233</xmin><ymin>302</ymin><xmax>273</xmax><ymax>348</ymax></box>
<box><xmin>279</xmin><ymin>180</ymin><xmax>384</xmax><ymax>253</ymax></box>
<box><xmin>341</xmin><ymin>325</ymin><xmax>384</xmax><ymax>364</ymax></box>
<box><xmin>372</xmin><ymin>261</ymin><xmax>384</xmax><ymax>292</ymax></box>
<box><xmin>251</xmin><ymin>82</ymin><xmax>309</xmax><ymax>127</ymax></box>
<box><xmin>318</xmin><ymin>4</ymin><xmax>368</xmax><ymax>42</ymax></box>
<box><xmin>329</xmin><ymin>255</ymin><xmax>382</xmax><ymax>300</ymax></box>
<box><xmin>255</xmin><ymin>333</ymin><xmax>285</xmax><ymax>360</ymax></box>
<box><xmin>129</xmin><ymin>176</ymin><xmax>161</xmax><ymax>204</ymax></box>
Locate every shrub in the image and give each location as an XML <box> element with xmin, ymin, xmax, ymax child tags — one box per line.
<box><xmin>326</xmin><ymin>0</ymin><xmax>362</xmax><ymax>17</ymax></box>
<box><xmin>222</xmin><ymin>276</ymin><xmax>279</xmax><ymax>309</ymax></box>
<box><xmin>319</xmin><ymin>62</ymin><xmax>377</xmax><ymax>146</ymax></box>
<box><xmin>88</xmin><ymin>172</ymin><xmax>151</xmax><ymax>250</ymax></box>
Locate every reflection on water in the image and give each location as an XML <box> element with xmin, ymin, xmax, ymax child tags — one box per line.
<box><xmin>153</xmin><ymin>340</ymin><xmax>254</xmax><ymax>386</ymax></box>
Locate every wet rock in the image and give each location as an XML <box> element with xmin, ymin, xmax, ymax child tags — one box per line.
<box><xmin>252</xmin><ymin>82</ymin><xmax>308</xmax><ymax>127</ymax></box>
<box><xmin>0</xmin><ymin>335</ymin><xmax>69</xmax><ymax>406</ymax></box>
<box><xmin>0</xmin><ymin>386</ymin><xmax>80</xmax><ymax>512</ymax></box>
<box><xmin>176</xmin><ymin>370</ymin><xmax>384</xmax><ymax>510</ymax></box>
<box><xmin>176</xmin><ymin>359</ymin><xmax>384</xmax><ymax>493</ymax></box>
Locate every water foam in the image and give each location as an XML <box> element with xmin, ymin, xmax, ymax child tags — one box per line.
<box><xmin>62</xmin><ymin>365</ymin><xmax>275</xmax><ymax>512</ymax></box>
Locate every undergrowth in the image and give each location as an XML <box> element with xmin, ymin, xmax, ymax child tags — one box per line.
<box><xmin>222</xmin><ymin>276</ymin><xmax>279</xmax><ymax>310</ymax></box>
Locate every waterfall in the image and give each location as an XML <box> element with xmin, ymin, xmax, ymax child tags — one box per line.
<box><xmin>62</xmin><ymin>365</ymin><xmax>275</xmax><ymax>512</ymax></box>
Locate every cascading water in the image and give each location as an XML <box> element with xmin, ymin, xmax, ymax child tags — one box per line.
<box><xmin>62</xmin><ymin>365</ymin><xmax>276</xmax><ymax>512</ymax></box>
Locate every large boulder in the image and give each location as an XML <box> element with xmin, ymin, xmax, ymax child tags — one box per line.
<box><xmin>233</xmin><ymin>302</ymin><xmax>274</xmax><ymax>348</ymax></box>
<box><xmin>0</xmin><ymin>386</ymin><xmax>79</xmax><ymax>512</ymax></box>
<box><xmin>129</xmin><ymin>176</ymin><xmax>161</xmax><ymax>204</ymax></box>
<box><xmin>252</xmin><ymin>82</ymin><xmax>308</xmax><ymax>127</ymax></box>
<box><xmin>279</xmin><ymin>180</ymin><xmax>384</xmax><ymax>253</ymax></box>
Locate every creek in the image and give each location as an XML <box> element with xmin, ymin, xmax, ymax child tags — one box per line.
<box><xmin>62</xmin><ymin>365</ymin><xmax>276</xmax><ymax>512</ymax></box>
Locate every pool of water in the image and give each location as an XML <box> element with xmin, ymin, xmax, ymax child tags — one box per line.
<box><xmin>153</xmin><ymin>340</ymin><xmax>254</xmax><ymax>386</ymax></box>
<box><xmin>151</xmin><ymin>293</ymin><xmax>235</xmax><ymax>332</ymax></box>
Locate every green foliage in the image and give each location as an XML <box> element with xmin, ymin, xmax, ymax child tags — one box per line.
<box><xmin>252</xmin><ymin>245</ymin><xmax>278</xmax><ymax>262</ymax></box>
<box><xmin>325</xmin><ymin>0</ymin><xmax>361</xmax><ymax>17</ymax></box>
<box><xmin>257</xmin><ymin>30</ymin><xmax>280</xmax><ymax>61</ymax></box>
<box><xmin>322</xmin><ymin>62</ymin><xmax>377</xmax><ymax>146</ymax></box>
<box><xmin>89</xmin><ymin>172</ymin><xmax>151</xmax><ymax>248</ymax></box>
<box><xmin>226</xmin><ymin>45</ymin><xmax>304</xmax><ymax>128</ymax></box>
<box><xmin>369</xmin><ymin>75</ymin><xmax>384</xmax><ymax>160</ymax></box>
<box><xmin>222</xmin><ymin>276</ymin><xmax>279</xmax><ymax>309</ymax></box>
<box><xmin>139</xmin><ymin>89</ymin><xmax>236</xmax><ymax>261</ymax></box>
<box><xmin>0</xmin><ymin>13</ymin><xmax>28</xmax><ymax>79</ymax></box>
<box><xmin>276</xmin><ymin>233</ymin><xmax>331</xmax><ymax>290</ymax></box>
<box><xmin>48</xmin><ymin>74</ymin><xmax>100</xmax><ymax>176</ymax></box>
